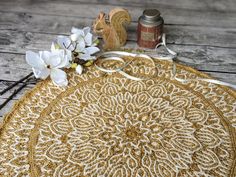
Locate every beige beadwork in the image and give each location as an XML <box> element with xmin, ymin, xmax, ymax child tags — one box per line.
<box><xmin>0</xmin><ymin>56</ymin><xmax>235</xmax><ymax>177</ymax></box>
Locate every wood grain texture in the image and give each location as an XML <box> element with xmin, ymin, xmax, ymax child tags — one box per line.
<box><xmin>0</xmin><ymin>26</ymin><xmax>235</xmax><ymax>54</ymax></box>
<box><xmin>1</xmin><ymin>0</ymin><xmax>236</xmax><ymax>13</ymax></box>
<box><xmin>0</xmin><ymin>43</ymin><xmax>236</xmax><ymax>81</ymax></box>
<box><xmin>0</xmin><ymin>82</ymin><xmax>33</xmax><ymax>118</ymax></box>
<box><xmin>0</xmin><ymin>1</ymin><xmax>236</xmax><ymax>27</ymax></box>
<box><xmin>1</xmin><ymin>12</ymin><xmax>236</xmax><ymax>48</ymax></box>
<box><xmin>0</xmin><ymin>0</ymin><xmax>235</xmax><ymax>118</ymax></box>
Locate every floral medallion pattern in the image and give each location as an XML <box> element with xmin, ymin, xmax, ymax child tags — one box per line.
<box><xmin>33</xmin><ymin>77</ymin><xmax>235</xmax><ymax>177</ymax></box>
<box><xmin>0</xmin><ymin>59</ymin><xmax>235</xmax><ymax>177</ymax></box>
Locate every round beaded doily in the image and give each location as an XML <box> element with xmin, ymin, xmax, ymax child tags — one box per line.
<box><xmin>0</xmin><ymin>56</ymin><xmax>235</xmax><ymax>177</ymax></box>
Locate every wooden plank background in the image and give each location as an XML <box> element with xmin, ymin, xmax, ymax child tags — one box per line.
<box><xmin>0</xmin><ymin>0</ymin><xmax>236</xmax><ymax>119</ymax></box>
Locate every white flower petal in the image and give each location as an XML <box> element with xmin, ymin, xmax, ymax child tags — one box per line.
<box><xmin>50</xmin><ymin>68</ymin><xmax>68</xmax><ymax>86</ymax></box>
<box><xmin>79</xmin><ymin>53</ymin><xmax>91</xmax><ymax>61</ymax></box>
<box><xmin>40</xmin><ymin>51</ymin><xmax>52</xmax><ymax>65</ymax></box>
<box><xmin>71</xmin><ymin>27</ymin><xmax>79</xmax><ymax>33</ymax></box>
<box><xmin>50</xmin><ymin>56</ymin><xmax>63</xmax><ymax>68</ymax></box>
<box><xmin>91</xmin><ymin>43</ymin><xmax>97</xmax><ymax>47</ymax></box>
<box><xmin>56</xmin><ymin>52</ymin><xmax>71</xmax><ymax>69</ymax></box>
<box><xmin>57</xmin><ymin>36</ymin><xmax>74</xmax><ymax>51</ymax></box>
<box><xmin>57</xmin><ymin>36</ymin><xmax>68</xmax><ymax>48</ymax></box>
<box><xmin>85</xmin><ymin>46</ymin><xmax>100</xmax><ymax>55</ymax></box>
<box><xmin>68</xmin><ymin>43</ymin><xmax>76</xmax><ymax>51</ymax></box>
<box><xmin>51</xmin><ymin>42</ymin><xmax>57</xmax><ymax>52</ymax></box>
<box><xmin>43</xmin><ymin>50</ymin><xmax>67</xmax><ymax>68</ymax></box>
<box><xmin>75</xmin><ymin>38</ymin><xmax>86</xmax><ymax>52</ymax></box>
<box><xmin>75</xmin><ymin>65</ymin><xmax>83</xmax><ymax>74</ymax></box>
<box><xmin>70</xmin><ymin>33</ymin><xmax>80</xmax><ymax>42</ymax></box>
<box><xmin>32</xmin><ymin>68</ymin><xmax>42</xmax><ymax>78</ymax></box>
<box><xmin>84</xmin><ymin>32</ymin><xmax>93</xmax><ymax>46</ymax></box>
<box><xmin>83</xmin><ymin>27</ymin><xmax>90</xmax><ymax>36</ymax></box>
<box><xmin>66</xmin><ymin>49</ymin><xmax>73</xmax><ymax>61</ymax></box>
<box><xmin>26</xmin><ymin>51</ymin><xmax>45</xmax><ymax>70</ymax></box>
<box><xmin>71</xmin><ymin>27</ymin><xmax>84</xmax><ymax>36</ymax></box>
<box><xmin>89</xmin><ymin>56</ymin><xmax>97</xmax><ymax>60</ymax></box>
<box><xmin>32</xmin><ymin>67</ymin><xmax>50</xmax><ymax>79</ymax></box>
<box><xmin>91</xmin><ymin>37</ymin><xmax>99</xmax><ymax>46</ymax></box>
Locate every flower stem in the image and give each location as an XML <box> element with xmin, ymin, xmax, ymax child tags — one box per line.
<box><xmin>0</xmin><ymin>72</ymin><xmax>33</xmax><ymax>95</ymax></box>
<box><xmin>0</xmin><ymin>82</ymin><xmax>29</xmax><ymax>110</ymax></box>
<box><xmin>0</xmin><ymin>74</ymin><xmax>35</xmax><ymax>110</ymax></box>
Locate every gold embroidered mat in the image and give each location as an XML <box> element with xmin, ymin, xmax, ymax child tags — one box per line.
<box><xmin>0</xmin><ymin>56</ymin><xmax>235</xmax><ymax>177</ymax></box>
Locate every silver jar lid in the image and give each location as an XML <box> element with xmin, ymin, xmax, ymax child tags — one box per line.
<box><xmin>139</xmin><ymin>9</ymin><xmax>163</xmax><ymax>26</ymax></box>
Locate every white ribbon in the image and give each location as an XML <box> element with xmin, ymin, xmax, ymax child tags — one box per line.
<box><xmin>154</xmin><ymin>33</ymin><xmax>177</xmax><ymax>60</ymax></box>
<box><xmin>96</xmin><ymin>51</ymin><xmax>156</xmax><ymax>81</ymax></box>
<box><xmin>95</xmin><ymin>34</ymin><xmax>236</xmax><ymax>89</ymax></box>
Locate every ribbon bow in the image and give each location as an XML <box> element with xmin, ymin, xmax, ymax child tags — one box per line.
<box><xmin>95</xmin><ymin>34</ymin><xmax>236</xmax><ymax>89</ymax></box>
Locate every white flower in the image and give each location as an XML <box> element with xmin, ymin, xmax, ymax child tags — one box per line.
<box><xmin>55</xmin><ymin>27</ymin><xmax>100</xmax><ymax>62</ymax></box>
<box><xmin>78</xmin><ymin>46</ymin><xmax>100</xmax><ymax>61</ymax></box>
<box><xmin>26</xmin><ymin>49</ymin><xmax>70</xmax><ymax>86</ymax></box>
<box><xmin>75</xmin><ymin>65</ymin><xmax>83</xmax><ymax>74</ymax></box>
<box><xmin>56</xmin><ymin>36</ymin><xmax>75</xmax><ymax>51</ymax></box>
<box><xmin>71</xmin><ymin>63</ymin><xmax>83</xmax><ymax>74</ymax></box>
<box><xmin>71</xmin><ymin>26</ymin><xmax>93</xmax><ymax>47</ymax></box>
<box><xmin>51</xmin><ymin>42</ymin><xmax>72</xmax><ymax>66</ymax></box>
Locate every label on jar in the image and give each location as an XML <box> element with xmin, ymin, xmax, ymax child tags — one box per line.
<box><xmin>137</xmin><ymin>22</ymin><xmax>163</xmax><ymax>49</ymax></box>
<box><xmin>140</xmin><ymin>31</ymin><xmax>155</xmax><ymax>41</ymax></box>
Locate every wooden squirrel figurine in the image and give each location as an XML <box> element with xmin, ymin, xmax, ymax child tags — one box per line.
<box><xmin>93</xmin><ymin>8</ymin><xmax>131</xmax><ymax>50</ymax></box>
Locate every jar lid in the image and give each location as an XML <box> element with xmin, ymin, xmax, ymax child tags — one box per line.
<box><xmin>143</xmin><ymin>9</ymin><xmax>161</xmax><ymax>21</ymax></box>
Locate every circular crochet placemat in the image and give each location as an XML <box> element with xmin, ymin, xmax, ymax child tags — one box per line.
<box><xmin>0</xmin><ymin>56</ymin><xmax>235</xmax><ymax>177</ymax></box>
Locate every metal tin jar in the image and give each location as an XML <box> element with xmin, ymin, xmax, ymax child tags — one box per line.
<box><xmin>137</xmin><ymin>9</ymin><xmax>164</xmax><ymax>49</ymax></box>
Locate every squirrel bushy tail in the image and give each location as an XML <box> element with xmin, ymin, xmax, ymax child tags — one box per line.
<box><xmin>109</xmin><ymin>8</ymin><xmax>131</xmax><ymax>46</ymax></box>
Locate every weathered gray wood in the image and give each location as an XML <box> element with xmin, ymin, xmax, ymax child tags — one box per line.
<box><xmin>0</xmin><ymin>2</ymin><xmax>236</xmax><ymax>28</ymax></box>
<box><xmin>0</xmin><ymin>25</ymin><xmax>236</xmax><ymax>59</ymax></box>
<box><xmin>1</xmin><ymin>44</ymin><xmax>236</xmax><ymax>81</ymax></box>
<box><xmin>1</xmin><ymin>0</ymin><xmax>236</xmax><ymax>12</ymax></box>
<box><xmin>203</xmin><ymin>72</ymin><xmax>236</xmax><ymax>84</ymax></box>
<box><xmin>0</xmin><ymin>82</ymin><xmax>33</xmax><ymax>117</ymax></box>
<box><xmin>1</xmin><ymin>12</ymin><xmax>236</xmax><ymax>48</ymax></box>
<box><xmin>0</xmin><ymin>84</ymin><xmax>34</xmax><ymax>100</ymax></box>
<box><xmin>0</xmin><ymin>99</ymin><xmax>15</xmax><ymax>118</ymax></box>
<box><xmin>0</xmin><ymin>53</ymin><xmax>32</xmax><ymax>81</ymax></box>
<box><xmin>125</xmin><ymin>42</ymin><xmax>236</xmax><ymax>74</ymax></box>
<box><xmin>40</xmin><ymin>0</ymin><xmax>236</xmax><ymax>12</ymax></box>
<box><xmin>0</xmin><ymin>11</ymin><xmax>88</xmax><ymax>33</ymax></box>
